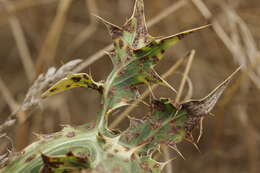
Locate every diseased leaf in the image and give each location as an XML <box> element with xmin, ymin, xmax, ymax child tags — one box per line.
<box><xmin>119</xmin><ymin>68</ymin><xmax>240</xmax><ymax>155</ymax></box>
<box><xmin>97</xmin><ymin>0</ymin><xmax>210</xmax><ymax>129</ymax></box>
<box><xmin>41</xmin><ymin>152</ymin><xmax>91</xmax><ymax>173</ymax></box>
<box><xmin>134</xmin><ymin>25</ymin><xmax>211</xmax><ymax>61</ymax></box>
<box><xmin>41</xmin><ymin>73</ymin><xmax>103</xmax><ymax>98</ymax></box>
<box><xmin>120</xmin><ymin>98</ymin><xmax>189</xmax><ymax>154</ymax></box>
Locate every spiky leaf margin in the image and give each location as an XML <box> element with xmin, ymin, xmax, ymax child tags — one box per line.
<box><xmin>96</xmin><ymin>0</ymin><xmax>210</xmax><ymax>130</ymax></box>
<box><xmin>119</xmin><ymin>68</ymin><xmax>240</xmax><ymax>156</ymax></box>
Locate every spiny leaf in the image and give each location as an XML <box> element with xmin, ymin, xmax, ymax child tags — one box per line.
<box><xmin>120</xmin><ymin>67</ymin><xmax>239</xmax><ymax>155</ymax></box>
<box><xmin>98</xmin><ymin>0</ymin><xmax>210</xmax><ymax>65</ymax></box>
<box><xmin>101</xmin><ymin>60</ymin><xmax>164</xmax><ymax>127</ymax></box>
<box><xmin>41</xmin><ymin>73</ymin><xmax>103</xmax><ymax>98</ymax></box>
<box><xmin>120</xmin><ymin>98</ymin><xmax>189</xmax><ymax>154</ymax></box>
<box><xmin>99</xmin><ymin>20</ymin><xmax>210</xmax><ymax>130</ymax></box>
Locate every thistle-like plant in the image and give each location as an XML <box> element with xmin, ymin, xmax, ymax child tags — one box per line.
<box><xmin>0</xmin><ymin>0</ymin><xmax>239</xmax><ymax>172</ymax></box>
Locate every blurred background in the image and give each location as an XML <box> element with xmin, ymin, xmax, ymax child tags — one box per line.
<box><xmin>0</xmin><ymin>0</ymin><xmax>260</xmax><ymax>172</ymax></box>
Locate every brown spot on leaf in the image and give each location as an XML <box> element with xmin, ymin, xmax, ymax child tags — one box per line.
<box><xmin>85</xmin><ymin>123</ymin><xmax>96</xmax><ymax>129</ymax></box>
<box><xmin>134</xmin><ymin>49</ymin><xmax>143</xmax><ymax>55</ymax></box>
<box><xmin>123</xmin><ymin>158</ymin><xmax>129</xmax><ymax>162</ymax></box>
<box><xmin>118</xmin><ymin>39</ymin><xmax>124</xmax><ymax>49</ymax></box>
<box><xmin>160</xmin><ymin>40</ymin><xmax>165</xmax><ymax>44</ymax></box>
<box><xmin>66</xmin><ymin>151</ymin><xmax>74</xmax><ymax>157</ymax></box>
<box><xmin>151</xmin><ymin>55</ymin><xmax>159</xmax><ymax>63</ymax></box>
<box><xmin>154</xmin><ymin>163</ymin><xmax>160</xmax><ymax>169</ymax></box>
<box><xmin>140</xmin><ymin>56</ymin><xmax>149</xmax><ymax>63</ymax></box>
<box><xmin>66</xmin><ymin>131</ymin><xmax>75</xmax><ymax>138</ymax></box>
<box><xmin>107</xmin><ymin>153</ymin><xmax>114</xmax><ymax>158</ymax></box>
<box><xmin>25</xmin><ymin>154</ymin><xmax>36</xmax><ymax>162</ymax></box>
<box><xmin>149</xmin><ymin>42</ymin><xmax>155</xmax><ymax>47</ymax></box>
<box><xmin>83</xmin><ymin>74</ymin><xmax>88</xmax><ymax>79</ymax></box>
<box><xmin>71</xmin><ymin>77</ymin><xmax>81</xmax><ymax>82</ymax></box>
<box><xmin>152</xmin><ymin>100</ymin><xmax>167</xmax><ymax>112</ymax></box>
<box><xmin>140</xmin><ymin>162</ymin><xmax>150</xmax><ymax>171</ymax></box>
<box><xmin>131</xmin><ymin>154</ymin><xmax>136</xmax><ymax>161</ymax></box>
<box><xmin>42</xmin><ymin>134</ymin><xmax>54</xmax><ymax>139</ymax></box>
<box><xmin>150</xmin><ymin>121</ymin><xmax>161</xmax><ymax>129</ymax></box>
<box><xmin>161</xmin><ymin>49</ymin><xmax>165</xmax><ymax>54</ymax></box>
<box><xmin>76</xmin><ymin>156</ymin><xmax>89</xmax><ymax>165</ymax></box>
<box><xmin>40</xmin><ymin>154</ymin><xmax>55</xmax><ymax>173</ymax></box>
<box><xmin>108</xmin><ymin>90</ymin><xmax>115</xmax><ymax>97</ymax></box>
<box><xmin>50</xmin><ymin>88</ymin><xmax>57</xmax><ymax>92</ymax></box>
<box><xmin>133</xmin><ymin>38</ymin><xmax>140</xmax><ymax>49</ymax></box>
<box><xmin>111</xmin><ymin>28</ymin><xmax>123</xmax><ymax>40</ymax></box>
<box><xmin>126</xmin><ymin>46</ymin><xmax>133</xmax><ymax>56</ymax></box>
<box><xmin>123</xmin><ymin>20</ymin><xmax>134</xmax><ymax>32</ymax></box>
<box><xmin>177</xmin><ymin>33</ymin><xmax>186</xmax><ymax>40</ymax></box>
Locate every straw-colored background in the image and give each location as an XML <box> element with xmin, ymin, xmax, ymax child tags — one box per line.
<box><xmin>0</xmin><ymin>0</ymin><xmax>260</xmax><ymax>172</ymax></box>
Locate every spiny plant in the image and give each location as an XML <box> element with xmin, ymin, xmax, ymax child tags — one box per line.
<box><xmin>0</xmin><ymin>0</ymin><xmax>239</xmax><ymax>172</ymax></box>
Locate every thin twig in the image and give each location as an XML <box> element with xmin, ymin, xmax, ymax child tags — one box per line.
<box><xmin>0</xmin><ymin>0</ymin><xmax>59</xmax><ymax>26</ymax></box>
<box><xmin>0</xmin><ymin>77</ymin><xmax>19</xmax><ymax>111</ymax></box>
<box><xmin>147</xmin><ymin>0</ymin><xmax>187</xmax><ymax>27</ymax></box>
<box><xmin>2</xmin><ymin>0</ymin><xmax>35</xmax><ymax>82</ymax></box>
<box><xmin>0</xmin><ymin>77</ymin><xmax>19</xmax><ymax>133</ymax></box>
<box><xmin>175</xmin><ymin>50</ymin><xmax>195</xmax><ymax>102</ymax></box>
<box><xmin>66</xmin><ymin>0</ymin><xmax>99</xmax><ymax>55</ymax></box>
<box><xmin>35</xmin><ymin>0</ymin><xmax>73</xmax><ymax>75</ymax></box>
<box><xmin>219</xmin><ymin>58</ymin><xmax>260</xmax><ymax>107</ymax></box>
<box><xmin>191</xmin><ymin>0</ymin><xmax>260</xmax><ymax>89</ymax></box>
<box><xmin>73</xmin><ymin>0</ymin><xmax>187</xmax><ymax>72</ymax></box>
<box><xmin>163</xmin><ymin>146</ymin><xmax>173</xmax><ymax>173</ymax></box>
<box><xmin>183</xmin><ymin>74</ymin><xmax>194</xmax><ymax>100</ymax></box>
<box><xmin>0</xmin><ymin>75</ymin><xmax>27</xmax><ymax>133</ymax></box>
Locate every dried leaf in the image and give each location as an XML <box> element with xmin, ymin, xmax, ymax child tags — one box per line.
<box><xmin>181</xmin><ymin>67</ymin><xmax>241</xmax><ymax>116</ymax></box>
